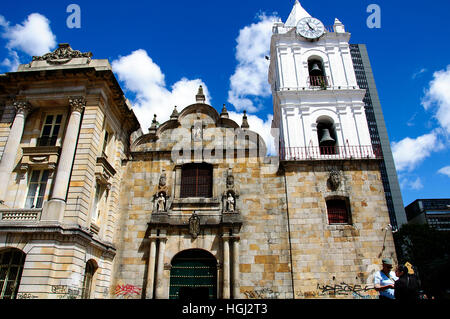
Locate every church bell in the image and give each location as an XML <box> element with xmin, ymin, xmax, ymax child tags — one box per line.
<box><xmin>310</xmin><ymin>63</ymin><xmax>322</xmax><ymax>75</ymax></box>
<box><xmin>319</xmin><ymin>128</ymin><xmax>335</xmax><ymax>145</ymax></box>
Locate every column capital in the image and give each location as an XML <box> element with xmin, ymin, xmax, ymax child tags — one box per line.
<box><xmin>69</xmin><ymin>96</ymin><xmax>86</xmax><ymax>113</ymax></box>
<box><xmin>13</xmin><ymin>100</ymin><xmax>32</xmax><ymax>117</ymax></box>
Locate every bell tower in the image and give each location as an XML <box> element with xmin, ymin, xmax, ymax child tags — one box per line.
<box><xmin>269</xmin><ymin>0</ymin><xmax>375</xmax><ymax>159</ymax></box>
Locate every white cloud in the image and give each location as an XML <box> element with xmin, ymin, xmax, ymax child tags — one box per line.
<box><xmin>1</xmin><ymin>13</ymin><xmax>56</xmax><ymax>57</ymax></box>
<box><xmin>228</xmin><ymin>13</ymin><xmax>278</xmax><ymax>112</ymax></box>
<box><xmin>228</xmin><ymin>111</ymin><xmax>276</xmax><ymax>155</ymax></box>
<box><xmin>437</xmin><ymin>166</ymin><xmax>450</xmax><ymax>178</ymax></box>
<box><xmin>422</xmin><ymin>65</ymin><xmax>450</xmax><ymax>134</ymax></box>
<box><xmin>112</xmin><ymin>49</ymin><xmax>211</xmax><ymax>132</ymax></box>
<box><xmin>0</xmin><ymin>13</ymin><xmax>56</xmax><ymax>72</ymax></box>
<box><xmin>1</xmin><ymin>51</ymin><xmax>20</xmax><ymax>71</ymax></box>
<box><xmin>392</xmin><ymin>130</ymin><xmax>444</xmax><ymax>172</ymax></box>
<box><xmin>0</xmin><ymin>15</ymin><xmax>8</xmax><ymax>28</ymax></box>
<box><xmin>409</xmin><ymin>177</ymin><xmax>423</xmax><ymax>190</ymax></box>
<box><xmin>412</xmin><ymin>68</ymin><xmax>427</xmax><ymax>79</ymax></box>
<box><xmin>399</xmin><ymin>175</ymin><xmax>424</xmax><ymax>191</ymax></box>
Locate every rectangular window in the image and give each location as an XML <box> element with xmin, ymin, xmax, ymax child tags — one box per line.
<box><xmin>180</xmin><ymin>164</ymin><xmax>213</xmax><ymax>198</ymax></box>
<box><xmin>91</xmin><ymin>183</ymin><xmax>102</xmax><ymax>222</ymax></box>
<box><xmin>326</xmin><ymin>199</ymin><xmax>351</xmax><ymax>224</ymax></box>
<box><xmin>38</xmin><ymin>114</ymin><xmax>62</xmax><ymax>146</ymax></box>
<box><xmin>102</xmin><ymin>131</ymin><xmax>109</xmax><ymax>156</ymax></box>
<box><xmin>25</xmin><ymin>170</ymin><xmax>49</xmax><ymax>208</ymax></box>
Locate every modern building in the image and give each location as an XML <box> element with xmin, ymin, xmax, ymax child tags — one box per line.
<box><xmin>0</xmin><ymin>1</ymin><xmax>398</xmax><ymax>299</ymax></box>
<box><xmin>405</xmin><ymin>199</ymin><xmax>450</xmax><ymax>231</ymax></box>
<box><xmin>349</xmin><ymin>44</ymin><xmax>406</xmax><ymax>229</ymax></box>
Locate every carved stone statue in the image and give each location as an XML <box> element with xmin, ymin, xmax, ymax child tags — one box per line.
<box><xmin>156</xmin><ymin>192</ymin><xmax>166</xmax><ymax>212</ymax></box>
<box><xmin>189</xmin><ymin>213</ymin><xmax>201</xmax><ymax>239</ymax></box>
<box><xmin>159</xmin><ymin>170</ymin><xmax>167</xmax><ymax>188</ymax></box>
<box><xmin>226</xmin><ymin>193</ymin><xmax>235</xmax><ymax>212</ymax></box>
<box><xmin>32</xmin><ymin>43</ymin><xmax>92</xmax><ymax>65</ymax></box>
<box><xmin>226</xmin><ymin>169</ymin><xmax>234</xmax><ymax>189</ymax></box>
<box><xmin>328</xmin><ymin>168</ymin><xmax>341</xmax><ymax>191</ymax></box>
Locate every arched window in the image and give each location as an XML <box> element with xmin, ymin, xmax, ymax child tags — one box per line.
<box><xmin>180</xmin><ymin>163</ymin><xmax>213</xmax><ymax>198</ymax></box>
<box><xmin>316</xmin><ymin>117</ymin><xmax>338</xmax><ymax>155</ymax></box>
<box><xmin>0</xmin><ymin>249</ymin><xmax>26</xmax><ymax>299</ymax></box>
<box><xmin>81</xmin><ymin>260</ymin><xmax>97</xmax><ymax>299</ymax></box>
<box><xmin>326</xmin><ymin>198</ymin><xmax>351</xmax><ymax>224</ymax></box>
<box><xmin>308</xmin><ymin>57</ymin><xmax>327</xmax><ymax>87</ymax></box>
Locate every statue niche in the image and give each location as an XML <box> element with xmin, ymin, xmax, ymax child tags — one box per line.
<box><xmin>153</xmin><ymin>169</ymin><xmax>170</xmax><ymax>212</ymax></box>
<box><xmin>222</xmin><ymin>168</ymin><xmax>239</xmax><ymax>213</ymax></box>
<box><xmin>155</xmin><ymin>191</ymin><xmax>167</xmax><ymax>212</ymax></box>
<box><xmin>226</xmin><ymin>191</ymin><xmax>235</xmax><ymax>212</ymax></box>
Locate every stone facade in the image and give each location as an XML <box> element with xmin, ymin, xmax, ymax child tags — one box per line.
<box><xmin>108</xmin><ymin>100</ymin><xmax>395</xmax><ymax>300</ymax></box>
<box><xmin>0</xmin><ymin>44</ymin><xmax>140</xmax><ymax>299</ymax></box>
<box><xmin>0</xmin><ymin>4</ymin><xmax>398</xmax><ymax>299</ymax></box>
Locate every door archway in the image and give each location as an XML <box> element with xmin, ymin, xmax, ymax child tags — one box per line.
<box><xmin>169</xmin><ymin>249</ymin><xmax>217</xmax><ymax>300</ymax></box>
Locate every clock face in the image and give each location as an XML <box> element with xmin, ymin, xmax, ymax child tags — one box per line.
<box><xmin>296</xmin><ymin>17</ymin><xmax>325</xmax><ymax>39</ymax></box>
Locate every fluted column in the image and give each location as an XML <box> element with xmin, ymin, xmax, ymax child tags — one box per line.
<box><xmin>51</xmin><ymin>97</ymin><xmax>85</xmax><ymax>200</ymax></box>
<box><xmin>222</xmin><ymin>235</ymin><xmax>231</xmax><ymax>299</ymax></box>
<box><xmin>0</xmin><ymin>101</ymin><xmax>32</xmax><ymax>200</ymax></box>
<box><xmin>145</xmin><ymin>236</ymin><xmax>157</xmax><ymax>299</ymax></box>
<box><xmin>155</xmin><ymin>236</ymin><xmax>167</xmax><ymax>299</ymax></box>
<box><xmin>42</xmin><ymin>97</ymin><xmax>85</xmax><ymax>222</ymax></box>
<box><xmin>232</xmin><ymin>236</ymin><xmax>240</xmax><ymax>299</ymax></box>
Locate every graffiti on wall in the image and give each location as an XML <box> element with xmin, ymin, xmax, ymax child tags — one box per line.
<box><xmin>114</xmin><ymin>284</ymin><xmax>142</xmax><ymax>299</ymax></box>
<box><xmin>316</xmin><ymin>282</ymin><xmax>375</xmax><ymax>298</ymax></box>
<box><xmin>51</xmin><ymin>285</ymin><xmax>81</xmax><ymax>299</ymax></box>
<box><xmin>17</xmin><ymin>293</ymin><xmax>39</xmax><ymax>299</ymax></box>
<box><xmin>243</xmin><ymin>288</ymin><xmax>280</xmax><ymax>299</ymax></box>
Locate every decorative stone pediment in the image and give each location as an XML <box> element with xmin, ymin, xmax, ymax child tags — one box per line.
<box><xmin>95</xmin><ymin>156</ymin><xmax>117</xmax><ymax>188</ymax></box>
<box><xmin>20</xmin><ymin>146</ymin><xmax>61</xmax><ymax>178</ymax></box>
<box><xmin>32</xmin><ymin>43</ymin><xmax>93</xmax><ymax>65</ymax></box>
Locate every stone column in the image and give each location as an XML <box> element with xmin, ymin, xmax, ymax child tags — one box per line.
<box><xmin>222</xmin><ymin>235</ymin><xmax>230</xmax><ymax>299</ymax></box>
<box><xmin>0</xmin><ymin>101</ymin><xmax>32</xmax><ymax>200</ymax></box>
<box><xmin>155</xmin><ymin>236</ymin><xmax>167</xmax><ymax>299</ymax></box>
<box><xmin>145</xmin><ymin>236</ymin><xmax>157</xmax><ymax>299</ymax></box>
<box><xmin>42</xmin><ymin>97</ymin><xmax>85</xmax><ymax>221</ymax></box>
<box><xmin>232</xmin><ymin>236</ymin><xmax>240</xmax><ymax>299</ymax></box>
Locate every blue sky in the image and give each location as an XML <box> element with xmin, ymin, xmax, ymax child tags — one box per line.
<box><xmin>0</xmin><ymin>0</ymin><xmax>449</xmax><ymax>207</ymax></box>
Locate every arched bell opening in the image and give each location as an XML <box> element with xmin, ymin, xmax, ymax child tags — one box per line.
<box><xmin>316</xmin><ymin>116</ymin><xmax>338</xmax><ymax>155</ymax></box>
<box><xmin>169</xmin><ymin>249</ymin><xmax>217</xmax><ymax>300</ymax></box>
<box><xmin>308</xmin><ymin>57</ymin><xmax>327</xmax><ymax>87</ymax></box>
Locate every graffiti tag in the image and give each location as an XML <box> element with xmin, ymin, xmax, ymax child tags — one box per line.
<box><xmin>114</xmin><ymin>284</ymin><xmax>142</xmax><ymax>298</ymax></box>
<box><xmin>317</xmin><ymin>282</ymin><xmax>375</xmax><ymax>297</ymax></box>
<box><xmin>243</xmin><ymin>288</ymin><xmax>280</xmax><ymax>299</ymax></box>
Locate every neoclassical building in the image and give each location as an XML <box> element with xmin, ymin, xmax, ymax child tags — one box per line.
<box><xmin>0</xmin><ymin>1</ymin><xmax>398</xmax><ymax>299</ymax></box>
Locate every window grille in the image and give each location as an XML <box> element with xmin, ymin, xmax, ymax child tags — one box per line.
<box><xmin>180</xmin><ymin>164</ymin><xmax>213</xmax><ymax>198</ymax></box>
<box><xmin>326</xmin><ymin>199</ymin><xmax>351</xmax><ymax>224</ymax></box>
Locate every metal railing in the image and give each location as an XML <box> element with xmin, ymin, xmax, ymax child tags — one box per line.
<box><xmin>308</xmin><ymin>76</ymin><xmax>331</xmax><ymax>88</ymax></box>
<box><xmin>279</xmin><ymin>145</ymin><xmax>383</xmax><ymax>161</ymax></box>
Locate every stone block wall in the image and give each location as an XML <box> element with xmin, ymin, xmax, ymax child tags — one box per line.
<box><xmin>285</xmin><ymin>161</ymin><xmax>396</xmax><ymax>299</ymax></box>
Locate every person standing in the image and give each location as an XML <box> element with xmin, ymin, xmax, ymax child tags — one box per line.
<box><xmin>374</xmin><ymin>258</ymin><xmax>398</xmax><ymax>300</ymax></box>
<box><xmin>394</xmin><ymin>264</ymin><xmax>420</xmax><ymax>301</ymax></box>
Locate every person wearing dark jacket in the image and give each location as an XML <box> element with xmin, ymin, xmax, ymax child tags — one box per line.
<box><xmin>394</xmin><ymin>264</ymin><xmax>420</xmax><ymax>301</ymax></box>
